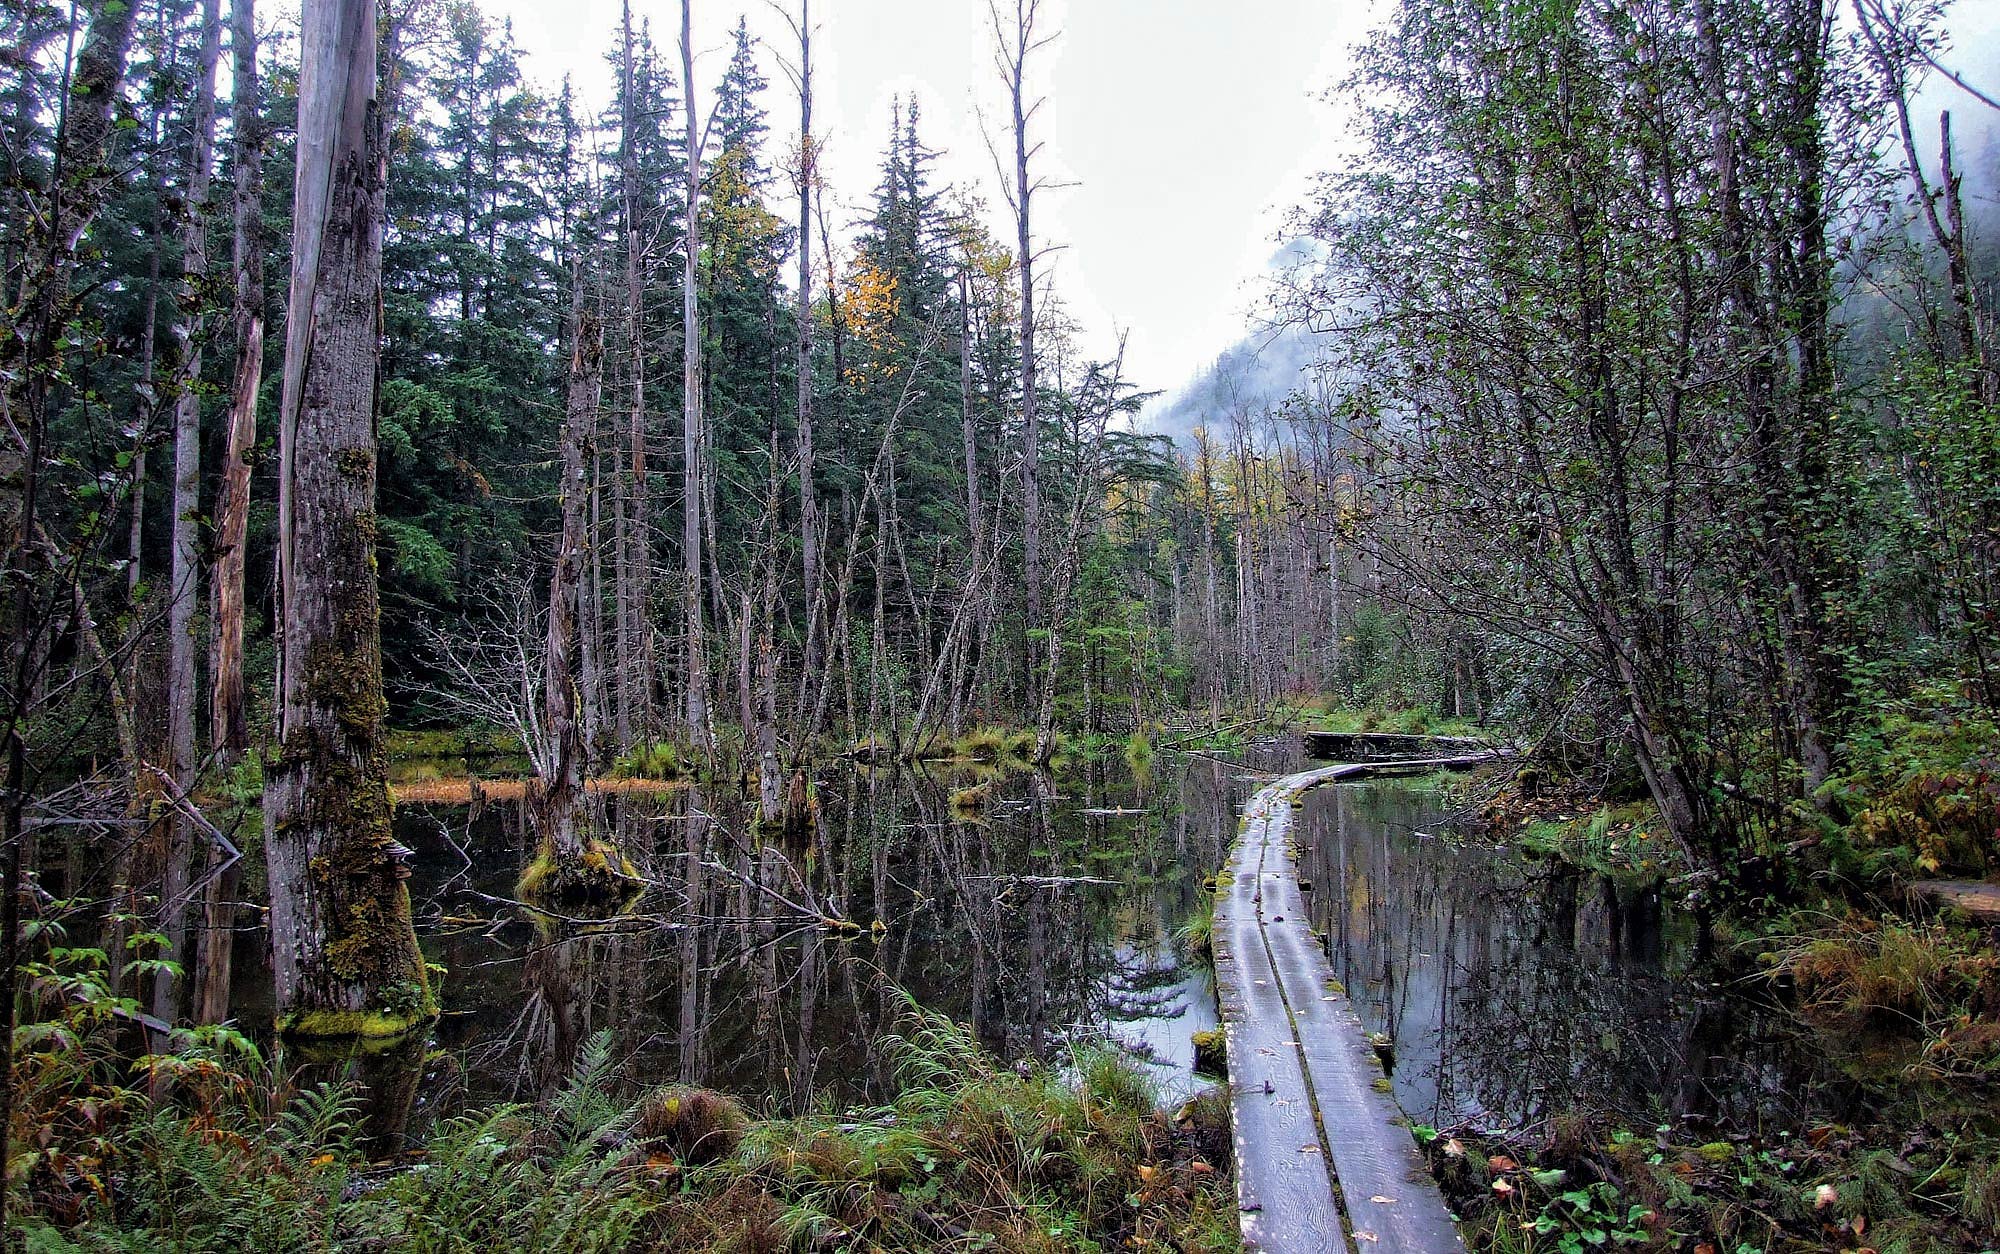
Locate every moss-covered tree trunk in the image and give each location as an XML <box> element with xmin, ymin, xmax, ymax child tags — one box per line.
<box><xmin>263</xmin><ymin>0</ymin><xmax>432</xmax><ymax>1043</ymax></box>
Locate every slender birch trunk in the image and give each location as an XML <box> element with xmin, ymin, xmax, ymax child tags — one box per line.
<box><xmin>157</xmin><ymin>0</ymin><xmax>224</xmax><ymax>1027</ymax></box>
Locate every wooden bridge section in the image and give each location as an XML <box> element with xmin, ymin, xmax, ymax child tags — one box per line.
<box><xmin>1213</xmin><ymin>755</ymin><xmax>1497</xmax><ymax>1253</ymax></box>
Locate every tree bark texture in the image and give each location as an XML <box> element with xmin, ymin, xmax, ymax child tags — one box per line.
<box><xmin>263</xmin><ymin>0</ymin><xmax>432</xmax><ymax>1041</ymax></box>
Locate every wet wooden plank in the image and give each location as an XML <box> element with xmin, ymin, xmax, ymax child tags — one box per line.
<box><xmin>1216</xmin><ymin>757</ymin><xmax>1498</xmax><ymax>1253</ymax></box>
<box><xmin>1214</xmin><ymin>787</ymin><xmax>1349</xmax><ymax>1252</ymax></box>
<box><xmin>1911</xmin><ymin>879</ymin><xmax>2000</xmax><ymax>924</ymax></box>
<box><xmin>1300</xmin><ymin>732</ymin><xmax>1495</xmax><ymax>763</ymax></box>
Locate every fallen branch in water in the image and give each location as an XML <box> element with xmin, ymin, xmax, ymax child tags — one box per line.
<box><xmin>963</xmin><ymin>874</ymin><xmax>1120</xmax><ymax>887</ymax></box>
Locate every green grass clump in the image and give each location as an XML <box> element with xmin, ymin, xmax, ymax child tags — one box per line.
<box><xmin>1518</xmin><ymin>802</ymin><xmax>1670</xmax><ymax>877</ymax></box>
<box><xmin>608</xmin><ymin>741</ymin><xmax>684</xmax><ymax>781</ymax></box>
<box><xmin>1175</xmin><ymin>894</ymin><xmax>1217</xmax><ymax>964</ymax></box>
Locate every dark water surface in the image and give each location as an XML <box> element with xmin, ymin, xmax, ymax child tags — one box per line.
<box><xmin>243</xmin><ymin>742</ymin><xmax>1860</xmax><ymax>1147</ymax></box>
<box><xmin>242</xmin><ymin>743</ymin><xmax>1297</xmax><ymax>1129</ymax></box>
<box><xmin>1295</xmin><ymin>779</ymin><xmax>1865</xmax><ymax>1138</ymax></box>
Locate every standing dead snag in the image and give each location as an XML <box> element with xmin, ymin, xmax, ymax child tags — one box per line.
<box><xmin>211</xmin><ymin>0</ymin><xmax>266</xmax><ymax>768</ymax></box>
<box><xmin>195</xmin><ymin>0</ymin><xmax>267</xmax><ymax>1028</ymax></box>
<box><xmin>158</xmin><ymin>0</ymin><xmax>224</xmax><ymax>1030</ymax></box>
<box><xmin>263</xmin><ymin>0</ymin><xmax>433</xmax><ymax>1043</ymax></box>
<box><xmin>680</xmin><ymin>0</ymin><xmax>713</xmax><ymax>754</ymax></box>
<box><xmin>518</xmin><ymin>286</ymin><xmax>635</xmax><ymax>905</ymax></box>
<box><xmin>994</xmin><ymin>0</ymin><xmax>1048</xmax><ymax>649</ymax></box>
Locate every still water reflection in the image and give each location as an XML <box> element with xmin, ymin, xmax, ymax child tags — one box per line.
<box><xmin>1297</xmin><ymin>779</ymin><xmax>1865</xmax><ymax>1137</ymax></box>
<box><xmin>243</xmin><ymin>744</ymin><xmax>1297</xmax><ymax>1132</ymax></box>
<box><xmin>248</xmin><ymin>746</ymin><xmax>1865</xmax><ymax>1151</ymax></box>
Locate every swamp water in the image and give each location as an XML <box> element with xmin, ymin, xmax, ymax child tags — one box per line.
<box><xmin>234</xmin><ymin>744</ymin><xmax>1281</xmax><ymax>1134</ymax></box>
<box><xmin>239</xmin><ymin>741</ymin><xmax>1859</xmax><ymax>1150</ymax></box>
<box><xmin>1295</xmin><ymin>779</ymin><xmax>1866</xmax><ymax>1138</ymax></box>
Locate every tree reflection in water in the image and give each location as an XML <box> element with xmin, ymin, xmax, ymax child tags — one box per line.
<box><xmin>244</xmin><ymin>743</ymin><xmax>1298</xmax><ymax>1139</ymax></box>
<box><xmin>1297</xmin><ymin>781</ymin><xmax>1865</xmax><ymax>1137</ymax></box>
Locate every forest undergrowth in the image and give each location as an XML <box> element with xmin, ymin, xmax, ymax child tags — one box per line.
<box><xmin>10</xmin><ymin>983</ymin><xmax>1239</xmax><ymax>1254</ymax></box>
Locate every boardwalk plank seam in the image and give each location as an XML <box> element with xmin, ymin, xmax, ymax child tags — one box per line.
<box><xmin>1216</xmin><ymin>754</ymin><xmax>1500</xmax><ymax>1253</ymax></box>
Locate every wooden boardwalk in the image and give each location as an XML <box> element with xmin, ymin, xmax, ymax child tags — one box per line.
<box><xmin>1213</xmin><ymin>758</ymin><xmax>1496</xmax><ymax>1253</ymax></box>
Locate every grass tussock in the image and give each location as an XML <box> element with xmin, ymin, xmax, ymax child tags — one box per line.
<box><xmin>608</xmin><ymin>741</ymin><xmax>687</xmax><ymax>781</ymax></box>
<box><xmin>1174</xmin><ymin>893</ymin><xmax>1216</xmax><ymax>965</ymax></box>
<box><xmin>1751</xmin><ymin>911</ymin><xmax>2000</xmax><ymax>1078</ymax></box>
<box><xmin>946</xmin><ymin>725</ymin><xmax>1040</xmax><ymax>766</ymax></box>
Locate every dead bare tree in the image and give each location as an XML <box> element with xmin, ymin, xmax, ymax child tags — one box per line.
<box><xmin>156</xmin><ymin>0</ymin><xmax>223</xmax><ymax>1027</ymax></box>
<box><xmin>681</xmin><ymin>0</ymin><xmax>713</xmax><ymax>755</ymax></box>
<box><xmin>209</xmin><ymin>0</ymin><xmax>265</xmax><ymax>768</ymax></box>
<box><xmin>613</xmin><ymin>0</ymin><xmax>653</xmax><ymax>755</ymax></box>
<box><xmin>990</xmin><ymin>0</ymin><xmax>1056</xmax><ymax>674</ymax></box>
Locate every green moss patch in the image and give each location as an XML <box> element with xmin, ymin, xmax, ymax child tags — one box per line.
<box><xmin>516</xmin><ymin>840</ymin><xmax>643</xmax><ymax>907</ymax></box>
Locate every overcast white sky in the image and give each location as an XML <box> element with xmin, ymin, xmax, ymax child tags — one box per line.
<box><xmin>473</xmin><ymin>0</ymin><xmax>1362</xmax><ymax>400</ymax></box>
<box><xmin>471</xmin><ymin>0</ymin><xmax>1998</xmax><ymax>405</ymax></box>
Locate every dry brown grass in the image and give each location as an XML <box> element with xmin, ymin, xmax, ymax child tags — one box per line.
<box><xmin>391</xmin><ymin>776</ymin><xmax>689</xmax><ymax>805</ymax></box>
